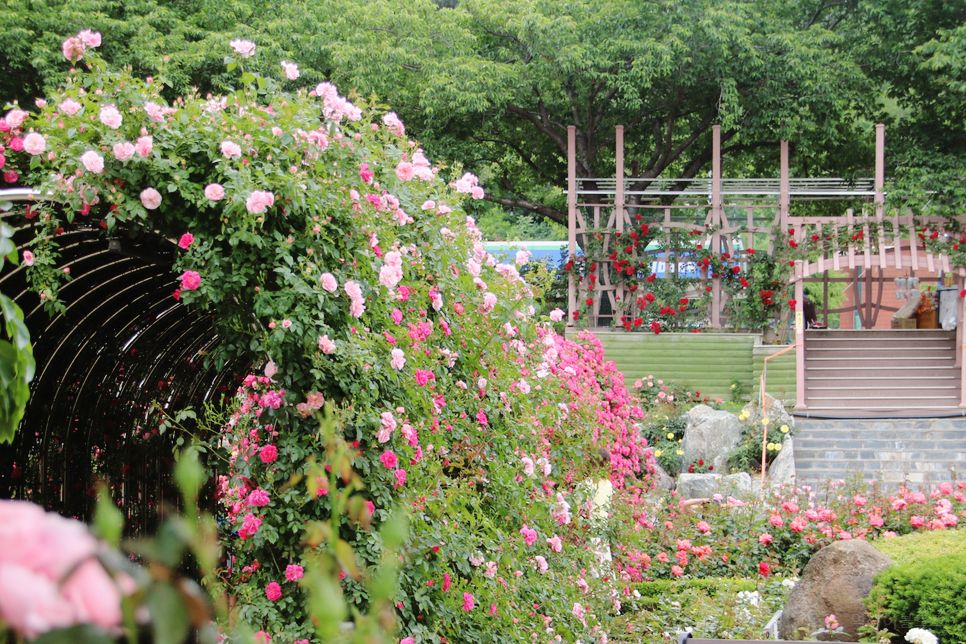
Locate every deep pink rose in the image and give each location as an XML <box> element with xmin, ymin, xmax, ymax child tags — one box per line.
<box><xmin>259</xmin><ymin>445</ymin><xmax>278</xmax><ymax>463</ymax></box>
<box><xmin>178</xmin><ymin>233</ymin><xmax>194</xmax><ymax>249</ymax></box>
<box><xmin>285</xmin><ymin>565</ymin><xmax>304</xmax><ymax>581</ymax></box>
<box><xmin>265</xmin><ymin>582</ymin><xmax>282</xmax><ymax>601</ymax></box>
<box><xmin>180</xmin><ymin>270</ymin><xmax>201</xmax><ymax>291</ymax></box>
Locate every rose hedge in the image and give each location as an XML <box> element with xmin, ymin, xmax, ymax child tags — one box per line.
<box><xmin>2</xmin><ymin>33</ymin><xmax>655</xmax><ymax>644</ymax></box>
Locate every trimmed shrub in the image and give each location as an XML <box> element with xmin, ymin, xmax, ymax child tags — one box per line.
<box><xmin>868</xmin><ymin>551</ymin><xmax>966</xmax><ymax>644</ymax></box>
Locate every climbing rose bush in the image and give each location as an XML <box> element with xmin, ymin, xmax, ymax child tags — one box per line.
<box><xmin>5</xmin><ymin>31</ymin><xmax>656</xmax><ymax>644</ymax></box>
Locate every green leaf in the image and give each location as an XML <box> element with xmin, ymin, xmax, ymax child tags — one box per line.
<box><xmin>33</xmin><ymin>625</ymin><xmax>115</xmax><ymax>644</ymax></box>
<box><xmin>94</xmin><ymin>484</ymin><xmax>125</xmax><ymax>547</ymax></box>
<box><xmin>146</xmin><ymin>583</ymin><xmax>191</xmax><ymax>644</ymax></box>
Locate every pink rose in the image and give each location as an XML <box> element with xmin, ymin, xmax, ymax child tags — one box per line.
<box><xmin>318</xmin><ymin>335</ymin><xmax>336</xmax><ymax>354</ymax></box>
<box><xmin>22</xmin><ymin>250</ymin><xmax>34</xmax><ymax>266</ymax></box>
<box><xmin>22</xmin><ymin>133</ymin><xmax>46</xmax><ymax>156</ymax></box>
<box><xmin>180</xmin><ymin>270</ymin><xmax>201</xmax><ymax>291</ymax></box>
<box><xmin>112</xmin><ymin>142</ymin><xmax>135</xmax><ymax>162</ymax></box>
<box><xmin>260</xmin><ymin>444</ymin><xmax>278</xmax><ymax>463</ymax></box>
<box><xmin>245</xmin><ymin>190</ymin><xmax>274</xmax><ymax>214</ymax></box>
<box><xmin>285</xmin><ymin>565</ymin><xmax>304</xmax><ymax>581</ymax></box>
<box><xmin>79</xmin><ymin>150</ymin><xmax>104</xmax><ymax>174</ymax></box>
<box><xmin>549</xmin><ymin>308</ymin><xmax>564</xmax><ymax>322</ymax></box>
<box><xmin>395</xmin><ymin>161</ymin><xmax>415</xmax><ymax>182</ymax></box>
<box><xmin>390</xmin><ymin>348</ymin><xmax>406</xmax><ymax>370</ymax></box>
<box><xmin>546</xmin><ymin>535</ymin><xmax>562</xmax><ymax>552</ymax></box>
<box><xmin>320</xmin><ymin>272</ymin><xmax>338</xmax><ymax>293</ymax></box>
<box><xmin>382</xmin><ymin>112</ymin><xmax>405</xmax><ymax>137</ymax></box>
<box><xmin>220</xmin><ymin>140</ymin><xmax>242</xmax><ymax>158</ymax></box>
<box><xmin>379</xmin><ymin>450</ymin><xmax>398</xmax><ymax>469</ymax></box>
<box><xmin>247</xmin><ymin>489</ymin><xmax>270</xmax><ymax>507</ymax></box>
<box><xmin>281</xmin><ymin>61</ymin><xmax>300</xmax><ymax>80</ymax></box>
<box><xmin>178</xmin><ymin>233</ymin><xmax>194</xmax><ymax>249</ymax></box>
<box><xmin>62</xmin><ymin>37</ymin><xmax>85</xmax><ymax>61</ymax></box>
<box><xmin>4</xmin><ymin>109</ymin><xmax>29</xmax><ymax>129</ymax></box>
<box><xmin>78</xmin><ymin>30</ymin><xmax>101</xmax><ymax>47</ymax></box>
<box><xmin>204</xmin><ymin>183</ymin><xmax>225</xmax><ymax>201</ymax></box>
<box><xmin>99</xmin><ymin>105</ymin><xmax>122</xmax><ymax>129</ymax></box>
<box><xmin>265</xmin><ymin>582</ymin><xmax>282</xmax><ymax>601</ymax></box>
<box><xmin>254</xmin><ymin>632</ymin><xmax>271</xmax><ymax>644</ymax></box>
<box><xmin>58</xmin><ymin>99</ymin><xmax>82</xmax><ymax>117</ymax></box>
<box><xmin>393</xmin><ymin>469</ymin><xmax>406</xmax><ymax>488</ymax></box>
<box><xmin>135</xmin><ymin>136</ymin><xmax>153</xmax><ymax>157</ymax></box>
<box><xmin>140</xmin><ymin>187</ymin><xmax>162</xmax><ymax>210</ymax></box>
<box><xmin>230</xmin><ymin>39</ymin><xmax>256</xmax><ymax>58</ymax></box>
<box><xmin>462</xmin><ymin>592</ymin><xmax>475</xmax><ymax>611</ymax></box>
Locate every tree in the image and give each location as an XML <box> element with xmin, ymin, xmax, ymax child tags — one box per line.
<box><xmin>315</xmin><ymin>0</ymin><xmax>873</xmax><ymax>225</ymax></box>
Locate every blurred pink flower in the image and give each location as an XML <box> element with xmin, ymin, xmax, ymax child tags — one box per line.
<box><xmin>23</xmin><ymin>133</ymin><xmax>46</xmax><ymax>156</ymax></box>
<box><xmin>265</xmin><ymin>582</ymin><xmax>282</xmax><ymax>601</ymax></box>
<box><xmin>140</xmin><ymin>187</ymin><xmax>162</xmax><ymax>210</ymax></box>
<box><xmin>246</xmin><ymin>190</ymin><xmax>274</xmax><ymax>214</ymax></box>
<box><xmin>260</xmin><ymin>445</ymin><xmax>278</xmax><ymax>463</ymax></box>
<box><xmin>280</xmin><ymin>61</ymin><xmax>299</xmax><ymax>80</ymax></box>
<box><xmin>112</xmin><ymin>142</ymin><xmax>135</xmax><ymax>161</ymax></box>
<box><xmin>79</xmin><ymin>150</ymin><xmax>104</xmax><ymax>173</ymax></box>
<box><xmin>320</xmin><ymin>273</ymin><xmax>338</xmax><ymax>293</ymax></box>
<box><xmin>178</xmin><ymin>233</ymin><xmax>194</xmax><ymax>249</ymax></box>
<box><xmin>99</xmin><ymin>105</ymin><xmax>122</xmax><ymax>129</ymax></box>
<box><xmin>62</xmin><ymin>37</ymin><xmax>85</xmax><ymax>61</ymax></box>
<box><xmin>220</xmin><ymin>140</ymin><xmax>242</xmax><ymax>158</ymax></box>
<box><xmin>285</xmin><ymin>565</ymin><xmax>304</xmax><ymax>581</ymax></box>
<box><xmin>204</xmin><ymin>183</ymin><xmax>225</xmax><ymax>201</ymax></box>
<box><xmin>230</xmin><ymin>39</ymin><xmax>256</xmax><ymax>58</ymax></box>
<box><xmin>135</xmin><ymin>136</ymin><xmax>153</xmax><ymax>157</ymax></box>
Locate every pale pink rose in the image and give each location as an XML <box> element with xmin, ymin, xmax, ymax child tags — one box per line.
<box><xmin>344</xmin><ymin>280</ymin><xmax>363</xmax><ymax>300</ymax></box>
<box><xmin>135</xmin><ymin>136</ymin><xmax>153</xmax><ymax>157</ymax></box>
<box><xmin>144</xmin><ymin>101</ymin><xmax>164</xmax><ymax>122</ymax></box>
<box><xmin>230</xmin><ymin>39</ymin><xmax>256</xmax><ymax>58</ymax></box>
<box><xmin>521</xmin><ymin>456</ymin><xmax>535</xmax><ymax>477</ymax></box>
<box><xmin>546</xmin><ymin>535</ymin><xmax>563</xmax><ymax>552</ymax></box>
<box><xmin>395</xmin><ymin>161</ymin><xmax>415</xmax><ymax>181</ymax></box>
<box><xmin>384</xmin><ymin>251</ymin><xmax>402</xmax><ymax>268</ymax></box>
<box><xmin>22</xmin><ymin>133</ymin><xmax>46</xmax><ymax>156</ymax></box>
<box><xmin>534</xmin><ymin>556</ymin><xmax>549</xmax><ymax>573</ymax></box>
<box><xmin>318</xmin><ymin>335</ymin><xmax>336</xmax><ymax>354</ymax></box>
<box><xmin>349</xmin><ymin>300</ymin><xmax>366</xmax><ymax>318</ymax></box>
<box><xmin>221</xmin><ymin>140</ymin><xmax>242</xmax><ymax>158</ymax></box>
<box><xmin>204</xmin><ymin>183</ymin><xmax>225</xmax><ymax>201</ymax></box>
<box><xmin>22</xmin><ymin>250</ymin><xmax>34</xmax><ymax>266</ymax></box>
<box><xmin>60</xmin><ymin>559</ymin><xmax>123</xmax><ymax>630</ymax></box>
<box><xmin>515</xmin><ymin>250</ymin><xmax>530</xmax><ymax>266</ymax></box>
<box><xmin>140</xmin><ymin>188</ymin><xmax>162</xmax><ymax>210</ymax></box>
<box><xmin>379</xmin><ymin>265</ymin><xmax>402</xmax><ymax>289</ymax></box>
<box><xmin>280</xmin><ymin>61</ymin><xmax>299</xmax><ymax>80</ymax></box>
<box><xmin>382</xmin><ymin>112</ymin><xmax>405</xmax><ymax>136</ymax></box>
<box><xmin>0</xmin><ymin>564</ymin><xmax>76</xmax><ymax>637</ymax></box>
<box><xmin>390</xmin><ymin>348</ymin><xmax>406</xmax><ymax>370</ymax></box>
<box><xmin>99</xmin><ymin>105</ymin><xmax>122</xmax><ymax>129</ymax></box>
<box><xmin>62</xmin><ymin>37</ymin><xmax>85</xmax><ymax>61</ymax></box>
<box><xmin>4</xmin><ymin>110</ymin><xmax>29</xmax><ymax>129</ymax></box>
<box><xmin>79</xmin><ymin>150</ymin><xmax>104</xmax><ymax>174</ymax></box>
<box><xmin>421</xmin><ymin>200</ymin><xmax>435</xmax><ymax>210</ymax></box>
<box><xmin>471</xmin><ymin>186</ymin><xmax>485</xmax><ymax>199</ymax></box>
<box><xmin>549</xmin><ymin>308</ymin><xmax>564</xmax><ymax>322</ymax></box>
<box><xmin>58</xmin><ymin>99</ymin><xmax>82</xmax><ymax>117</ymax></box>
<box><xmin>320</xmin><ymin>273</ymin><xmax>338</xmax><ymax>293</ymax></box>
<box><xmin>77</xmin><ymin>30</ymin><xmax>101</xmax><ymax>47</ymax></box>
<box><xmin>481</xmin><ymin>292</ymin><xmax>497</xmax><ymax>313</ymax></box>
<box><xmin>112</xmin><ymin>142</ymin><xmax>135</xmax><ymax>162</ymax></box>
<box><xmin>315</xmin><ymin>82</ymin><xmax>338</xmax><ymax>99</ymax></box>
<box><xmin>34</xmin><ymin>99</ymin><xmax>46</xmax><ymax>108</ymax></box>
<box><xmin>245</xmin><ymin>190</ymin><xmax>275</xmax><ymax>214</ymax></box>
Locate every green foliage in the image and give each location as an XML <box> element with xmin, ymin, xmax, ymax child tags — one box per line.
<box><xmin>868</xmin><ymin>551</ymin><xmax>966</xmax><ymax>644</ymax></box>
<box><xmin>637</xmin><ymin>411</ymin><xmax>688</xmax><ymax>476</ymax></box>
<box><xmin>725</xmin><ymin>409</ymin><xmax>791</xmax><ymax>474</ymax></box>
<box><xmin>871</xmin><ymin>527</ymin><xmax>966</xmax><ymax>568</ymax></box>
<box><xmin>0</xmin><ymin>218</ymin><xmax>35</xmax><ymax>443</ymax></box>
<box><xmin>614</xmin><ymin>578</ymin><xmax>791</xmax><ymax>642</ymax></box>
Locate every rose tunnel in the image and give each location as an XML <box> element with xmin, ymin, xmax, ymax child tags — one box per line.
<box><xmin>0</xmin><ymin>189</ymin><xmax>245</xmax><ymax>532</ymax></box>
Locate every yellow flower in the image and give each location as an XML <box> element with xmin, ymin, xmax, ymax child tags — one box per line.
<box><xmin>678</xmin><ymin>439</ymin><xmax>683</xmax><ymax>444</ymax></box>
<box><xmin>761</xmin><ymin>417</ymin><xmax>770</xmax><ymax>426</ymax></box>
<box><xmin>730</xmin><ymin>383</ymin><xmax>737</xmax><ymax>389</ymax></box>
<box><xmin>780</xmin><ymin>425</ymin><xmax>789</xmax><ymax>433</ymax></box>
<box><xmin>676</xmin><ymin>449</ymin><xmax>684</xmax><ymax>455</ymax></box>
<box><xmin>655</xmin><ymin>450</ymin><xmax>663</xmax><ymax>457</ymax></box>
<box><xmin>767</xmin><ymin>442</ymin><xmax>775</xmax><ymax>451</ymax></box>
<box><xmin>664</xmin><ymin>415</ymin><xmax>669</xmax><ymax>420</ymax></box>
<box><xmin>775</xmin><ymin>443</ymin><xmax>782</xmax><ymax>451</ymax></box>
<box><xmin>667</xmin><ymin>433</ymin><xmax>674</xmax><ymax>440</ymax></box>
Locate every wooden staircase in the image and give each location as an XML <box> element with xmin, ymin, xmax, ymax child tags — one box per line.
<box><xmin>803</xmin><ymin>329</ymin><xmax>962</xmax><ymax>414</ymax></box>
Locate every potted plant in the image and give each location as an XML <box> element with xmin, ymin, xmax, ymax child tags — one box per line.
<box><xmin>917</xmin><ymin>287</ymin><xmax>939</xmax><ymax>328</ymax></box>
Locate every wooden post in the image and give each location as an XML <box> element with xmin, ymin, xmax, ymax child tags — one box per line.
<box><xmin>875</xmin><ymin>125</ymin><xmax>887</xmax><ymax>269</ymax></box>
<box><xmin>780</xmin><ymin>141</ymin><xmax>789</xmax><ymax>233</ymax></box>
<box><xmin>567</xmin><ymin>126</ymin><xmax>577</xmax><ymax>327</ymax></box>
<box><xmin>711</xmin><ymin>125</ymin><xmax>722</xmax><ymax>327</ymax></box>
<box><xmin>795</xmin><ymin>267</ymin><xmax>807</xmax><ymax>409</ymax></box>
<box><xmin>615</xmin><ymin>126</ymin><xmax>625</xmax><ymax>321</ymax></box>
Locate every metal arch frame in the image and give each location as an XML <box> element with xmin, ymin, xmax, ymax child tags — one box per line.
<box><xmin>0</xmin><ymin>189</ymin><xmax>248</xmax><ymax>530</ymax></box>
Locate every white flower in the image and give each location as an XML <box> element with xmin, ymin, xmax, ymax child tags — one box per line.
<box><xmin>905</xmin><ymin>629</ymin><xmax>938</xmax><ymax>644</ymax></box>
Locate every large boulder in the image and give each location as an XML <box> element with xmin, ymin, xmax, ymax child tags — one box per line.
<box><xmin>650</xmin><ymin>462</ymin><xmax>675</xmax><ymax>491</ymax></box>
<box><xmin>682</xmin><ymin>405</ymin><xmax>743</xmax><ymax>471</ymax></box>
<box><xmin>767</xmin><ymin>435</ymin><xmax>796</xmax><ymax>487</ymax></box>
<box><xmin>778</xmin><ymin>540</ymin><xmax>892</xmax><ymax>641</ymax></box>
<box><xmin>675</xmin><ymin>473</ymin><xmax>720</xmax><ymax>499</ymax></box>
<box><xmin>742</xmin><ymin>395</ymin><xmax>795</xmax><ymax>433</ymax></box>
<box><xmin>675</xmin><ymin>472</ymin><xmax>753</xmax><ymax>499</ymax></box>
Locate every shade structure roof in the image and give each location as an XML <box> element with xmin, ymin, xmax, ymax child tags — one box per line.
<box><xmin>0</xmin><ymin>188</ymin><xmax>245</xmax><ymax>530</ymax></box>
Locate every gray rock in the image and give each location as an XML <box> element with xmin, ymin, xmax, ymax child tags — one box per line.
<box><xmin>742</xmin><ymin>395</ymin><xmax>795</xmax><ymax>434</ymax></box>
<box><xmin>778</xmin><ymin>540</ymin><xmax>892</xmax><ymax>641</ymax></box>
<box><xmin>768</xmin><ymin>435</ymin><xmax>796</xmax><ymax>487</ymax></box>
<box><xmin>675</xmin><ymin>472</ymin><xmax>721</xmax><ymax>499</ymax></box>
<box><xmin>722</xmin><ymin>472</ymin><xmax>754</xmax><ymax>494</ymax></box>
<box><xmin>683</xmin><ymin>405</ymin><xmax>743</xmax><ymax>472</ymax></box>
<box><xmin>650</xmin><ymin>462</ymin><xmax>675</xmax><ymax>491</ymax></box>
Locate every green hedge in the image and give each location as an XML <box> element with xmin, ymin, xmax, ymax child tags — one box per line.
<box><xmin>869</xmin><ymin>530</ymin><xmax>966</xmax><ymax>643</ymax></box>
<box><xmin>634</xmin><ymin>578</ymin><xmax>759</xmax><ymax>609</ymax></box>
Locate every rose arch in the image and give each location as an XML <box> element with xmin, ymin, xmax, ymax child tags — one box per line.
<box><xmin>0</xmin><ymin>32</ymin><xmax>654</xmax><ymax>644</ymax></box>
